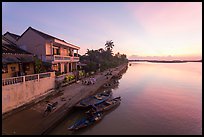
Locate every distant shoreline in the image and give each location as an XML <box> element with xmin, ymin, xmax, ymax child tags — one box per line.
<box><xmin>128</xmin><ymin>60</ymin><xmax>202</xmax><ymax>63</ymax></box>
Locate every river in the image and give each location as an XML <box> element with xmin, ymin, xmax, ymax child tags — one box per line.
<box><xmin>49</xmin><ymin>62</ymin><xmax>202</xmax><ymax>135</ymax></box>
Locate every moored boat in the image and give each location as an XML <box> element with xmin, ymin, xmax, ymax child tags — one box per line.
<box><xmin>86</xmin><ymin>96</ymin><xmax>121</xmax><ymax>113</ymax></box>
<box><xmin>69</xmin><ymin>96</ymin><xmax>122</xmax><ymax>131</ymax></box>
<box><xmin>68</xmin><ymin>111</ymin><xmax>103</xmax><ymax>131</ymax></box>
<box><xmin>75</xmin><ymin>90</ymin><xmax>112</xmax><ymax>108</ymax></box>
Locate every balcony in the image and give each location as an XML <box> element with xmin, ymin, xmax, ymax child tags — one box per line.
<box><xmin>71</xmin><ymin>57</ymin><xmax>79</xmax><ymax>62</ymax></box>
<box><xmin>46</xmin><ymin>55</ymin><xmax>79</xmax><ymax>62</ymax></box>
<box><xmin>54</xmin><ymin>55</ymin><xmax>71</xmax><ymax>61</ymax></box>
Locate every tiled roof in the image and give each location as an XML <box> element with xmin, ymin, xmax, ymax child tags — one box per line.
<box><xmin>2</xmin><ymin>54</ymin><xmax>34</xmax><ymax>63</ymax></box>
<box><xmin>4</xmin><ymin>32</ymin><xmax>20</xmax><ymax>40</ymax></box>
<box><xmin>2</xmin><ymin>36</ymin><xmax>32</xmax><ymax>55</ymax></box>
<box><xmin>28</xmin><ymin>27</ymin><xmax>63</xmax><ymax>41</ymax></box>
<box><xmin>28</xmin><ymin>27</ymin><xmax>80</xmax><ymax>49</ymax></box>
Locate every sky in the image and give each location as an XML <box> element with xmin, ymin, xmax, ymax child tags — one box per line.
<box><xmin>2</xmin><ymin>2</ymin><xmax>202</xmax><ymax>60</ymax></box>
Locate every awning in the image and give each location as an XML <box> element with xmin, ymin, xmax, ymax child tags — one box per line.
<box><xmin>16</xmin><ymin>56</ymin><xmax>34</xmax><ymax>62</ymax></box>
<box><xmin>2</xmin><ymin>56</ymin><xmax>21</xmax><ymax>63</ymax></box>
<box><xmin>2</xmin><ymin>54</ymin><xmax>34</xmax><ymax>64</ymax></box>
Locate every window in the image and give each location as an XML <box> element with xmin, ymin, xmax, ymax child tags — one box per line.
<box><xmin>52</xmin><ymin>46</ymin><xmax>60</xmax><ymax>55</ymax></box>
<box><xmin>56</xmin><ymin>49</ymin><xmax>60</xmax><ymax>55</ymax></box>
<box><xmin>23</xmin><ymin>63</ymin><xmax>30</xmax><ymax>71</ymax></box>
<box><xmin>53</xmin><ymin>48</ymin><xmax>58</xmax><ymax>55</ymax></box>
<box><xmin>2</xmin><ymin>64</ymin><xmax>8</xmax><ymax>73</ymax></box>
<box><xmin>52</xmin><ymin>64</ymin><xmax>58</xmax><ymax>71</ymax></box>
<box><xmin>69</xmin><ymin>49</ymin><xmax>73</xmax><ymax>56</ymax></box>
<box><xmin>64</xmin><ymin>48</ymin><xmax>67</xmax><ymax>56</ymax></box>
<box><xmin>11</xmin><ymin>66</ymin><xmax>16</xmax><ymax>71</ymax></box>
<box><xmin>53</xmin><ymin>48</ymin><xmax>55</xmax><ymax>55</ymax></box>
<box><xmin>66</xmin><ymin>49</ymin><xmax>70</xmax><ymax>56</ymax></box>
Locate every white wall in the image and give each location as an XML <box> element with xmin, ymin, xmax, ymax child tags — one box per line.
<box><xmin>2</xmin><ymin>72</ymin><xmax>55</xmax><ymax>114</ymax></box>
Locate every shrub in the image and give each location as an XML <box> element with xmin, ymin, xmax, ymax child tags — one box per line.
<box><xmin>55</xmin><ymin>71</ymin><xmax>61</xmax><ymax>76</ymax></box>
<box><xmin>79</xmin><ymin>70</ymin><xmax>84</xmax><ymax>77</ymax></box>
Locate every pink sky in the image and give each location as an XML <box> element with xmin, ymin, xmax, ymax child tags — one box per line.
<box><xmin>124</xmin><ymin>2</ymin><xmax>202</xmax><ymax>60</ymax></box>
<box><xmin>2</xmin><ymin>2</ymin><xmax>202</xmax><ymax>60</ymax></box>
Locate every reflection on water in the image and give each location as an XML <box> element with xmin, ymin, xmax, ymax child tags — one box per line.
<box><xmin>49</xmin><ymin>62</ymin><xmax>202</xmax><ymax>135</ymax></box>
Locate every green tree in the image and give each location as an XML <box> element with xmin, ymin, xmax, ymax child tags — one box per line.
<box><xmin>34</xmin><ymin>56</ymin><xmax>46</xmax><ymax>73</ymax></box>
<box><xmin>105</xmin><ymin>40</ymin><xmax>114</xmax><ymax>51</ymax></box>
<box><xmin>79</xmin><ymin>40</ymin><xmax>128</xmax><ymax>73</ymax></box>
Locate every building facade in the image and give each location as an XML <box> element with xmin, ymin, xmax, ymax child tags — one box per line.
<box><xmin>2</xmin><ymin>36</ymin><xmax>35</xmax><ymax>79</ymax></box>
<box><xmin>13</xmin><ymin>27</ymin><xmax>80</xmax><ymax>74</ymax></box>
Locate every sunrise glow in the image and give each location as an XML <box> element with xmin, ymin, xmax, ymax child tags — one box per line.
<box><xmin>2</xmin><ymin>2</ymin><xmax>202</xmax><ymax>60</ymax></box>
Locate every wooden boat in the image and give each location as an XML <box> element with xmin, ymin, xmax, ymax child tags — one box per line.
<box><xmin>75</xmin><ymin>90</ymin><xmax>112</xmax><ymax>108</ymax></box>
<box><xmin>86</xmin><ymin>96</ymin><xmax>121</xmax><ymax>113</ymax></box>
<box><xmin>69</xmin><ymin>96</ymin><xmax>121</xmax><ymax>131</ymax></box>
<box><xmin>68</xmin><ymin>111</ymin><xmax>103</xmax><ymax>131</ymax></box>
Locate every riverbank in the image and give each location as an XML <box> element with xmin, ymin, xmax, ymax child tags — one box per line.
<box><xmin>128</xmin><ymin>60</ymin><xmax>202</xmax><ymax>63</ymax></box>
<box><xmin>2</xmin><ymin>64</ymin><xmax>128</xmax><ymax>135</ymax></box>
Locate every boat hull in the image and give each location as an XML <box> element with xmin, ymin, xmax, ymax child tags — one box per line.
<box><xmin>75</xmin><ymin>90</ymin><xmax>112</xmax><ymax>108</ymax></box>
<box><xmin>68</xmin><ymin>111</ymin><xmax>103</xmax><ymax>131</ymax></box>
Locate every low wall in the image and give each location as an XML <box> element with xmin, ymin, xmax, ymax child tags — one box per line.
<box><xmin>55</xmin><ymin>70</ymin><xmax>85</xmax><ymax>87</ymax></box>
<box><xmin>2</xmin><ymin>72</ymin><xmax>55</xmax><ymax>114</ymax></box>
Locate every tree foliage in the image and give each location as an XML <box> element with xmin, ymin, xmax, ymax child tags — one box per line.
<box><xmin>80</xmin><ymin>41</ymin><xmax>128</xmax><ymax>73</ymax></box>
<box><xmin>34</xmin><ymin>56</ymin><xmax>46</xmax><ymax>73</ymax></box>
<box><xmin>105</xmin><ymin>40</ymin><xmax>114</xmax><ymax>51</ymax></box>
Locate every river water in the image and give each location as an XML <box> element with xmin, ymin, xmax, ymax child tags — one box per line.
<box><xmin>49</xmin><ymin>62</ymin><xmax>202</xmax><ymax>135</ymax></box>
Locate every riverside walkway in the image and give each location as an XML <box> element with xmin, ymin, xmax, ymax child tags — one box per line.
<box><xmin>2</xmin><ymin>64</ymin><xmax>128</xmax><ymax>135</ymax></box>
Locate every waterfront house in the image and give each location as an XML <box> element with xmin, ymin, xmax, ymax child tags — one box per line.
<box><xmin>3</xmin><ymin>31</ymin><xmax>20</xmax><ymax>44</ymax></box>
<box><xmin>15</xmin><ymin>27</ymin><xmax>80</xmax><ymax>74</ymax></box>
<box><xmin>2</xmin><ymin>36</ymin><xmax>35</xmax><ymax>79</ymax></box>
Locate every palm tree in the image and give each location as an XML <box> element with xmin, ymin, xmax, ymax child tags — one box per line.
<box><xmin>105</xmin><ymin>40</ymin><xmax>114</xmax><ymax>51</ymax></box>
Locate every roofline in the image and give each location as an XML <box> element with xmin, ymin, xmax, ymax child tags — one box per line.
<box><xmin>65</xmin><ymin>41</ymin><xmax>80</xmax><ymax>50</ymax></box>
<box><xmin>3</xmin><ymin>31</ymin><xmax>20</xmax><ymax>39</ymax></box>
<box><xmin>53</xmin><ymin>39</ymin><xmax>80</xmax><ymax>50</ymax></box>
<box><xmin>3</xmin><ymin>32</ymin><xmax>9</xmax><ymax>36</ymax></box>
<box><xmin>17</xmin><ymin>26</ymin><xmax>56</xmax><ymax>42</ymax></box>
<box><xmin>16</xmin><ymin>26</ymin><xmax>32</xmax><ymax>41</ymax></box>
<box><xmin>2</xmin><ymin>36</ymin><xmax>33</xmax><ymax>55</ymax></box>
<box><xmin>18</xmin><ymin>27</ymin><xmax>80</xmax><ymax>49</ymax></box>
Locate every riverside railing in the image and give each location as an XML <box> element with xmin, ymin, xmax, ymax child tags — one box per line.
<box><xmin>2</xmin><ymin>72</ymin><xmax>53</xmax><ymax>86</ymax></box>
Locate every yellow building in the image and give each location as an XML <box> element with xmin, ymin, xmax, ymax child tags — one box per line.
<box><xmin>2</xmin><ymin>36</ymin><xmax>35</xmax><ymax>79</ymax></box>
